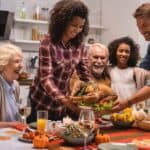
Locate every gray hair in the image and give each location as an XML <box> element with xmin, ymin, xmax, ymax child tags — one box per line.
<box><xmin>88</xmin><ymin>43</ymin><xmax>109</xmax><ymax>58</ymax></box>
<box><xmin>0</xmin><ymin>43</ymin><xmax>23</xmax><ymax>72</ymax></box>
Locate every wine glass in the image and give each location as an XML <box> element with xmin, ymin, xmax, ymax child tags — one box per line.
<box><xmin>78</xmin><ymin>108</ymin><xmax>95</xmax><ymax>150</ymax></box>
<box><xmin>18</xmin><ymin>98</ymin><xmax>31</xmax><ymax>129</ymax></box>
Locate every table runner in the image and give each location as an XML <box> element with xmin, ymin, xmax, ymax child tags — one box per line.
<box><xmin>105</xmin><ymin>128</ymin><xmax>150</xmax><ymax>143</ymax></box>
<box><xmin>73</xmin><ymin>127</ymin><xmax>150</xmax><ymax>150</ymax></box>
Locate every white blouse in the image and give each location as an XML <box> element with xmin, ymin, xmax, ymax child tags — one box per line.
<box><xmin>109</xmin><ymin>67</ymin><xmax>139</xmax><ymax>109</ymax></box>
<box><xmin>109</xmin><ymin>67</ymin><xmax>137</xmax><ymax>99</ymax></box>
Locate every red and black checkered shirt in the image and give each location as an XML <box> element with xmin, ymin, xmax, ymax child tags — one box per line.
<box><xmin>30</xmin><ymin>35</ymin><xmax>90</xmax><ymax>117</ymax></box>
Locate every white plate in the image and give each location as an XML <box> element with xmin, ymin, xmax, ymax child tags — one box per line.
<box><xmin>102</xmin><ymin>115</ymin><xmax>111</xmax><ymax>121</ymax></box>
<box><xmin>98</xmin><ymin>142</ymin><xmax>137</xmax><ymax>150</ymax></box>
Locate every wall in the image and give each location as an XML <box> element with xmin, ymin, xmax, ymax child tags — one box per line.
<box><xmin>0</xmin><ymin>0</ymin><xmax>103</xmax><ymax>76</ymax></box>
<box><xmin>101</xmin><ymin>0</ymin><xmax>149</xmax><ymax>57</ymax></box>
<box><xmin>0</xmin><ymin>0</ymin><xmax>149</xmax><ymax>58</ymax></box>
<box><xmin>0</xmin><ymin>0</ymin><xmax>149</xmax><ymax>100</ymax></box>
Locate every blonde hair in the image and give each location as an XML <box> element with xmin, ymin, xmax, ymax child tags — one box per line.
<box><xmin>133</xmin><ymin>3</ymin><xmax>150</xmax><ymax>18</ymax></box>
<box><xmin>89</xmin><ymin>43</ymin><xmax>109</xmax><ymax>58</ymax></box>
<box><xmin>0</xmin><ymin>43</ymin><xmax>23</xmax><ymax>72</ymax></box>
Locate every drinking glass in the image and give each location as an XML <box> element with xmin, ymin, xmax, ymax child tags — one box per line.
<box><xmin>18</xmin><ymin>98</ymin><xmax>31</xmax><ymax>126</ymax></box>
<box><xmin>78</xmin><ymin>108</ymin><xmax>95</xmax><ymax>150</ymax></box>
<box><xmin>37</xmin><ymin>110</ymin><xmax>48</xmax><ymax>132</ymax></box>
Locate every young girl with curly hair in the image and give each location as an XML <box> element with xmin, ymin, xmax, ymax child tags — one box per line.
<box><xmin>108</xmin><ymin>36</ymin><xmax>150</xmax><ymax>110</ymax></box>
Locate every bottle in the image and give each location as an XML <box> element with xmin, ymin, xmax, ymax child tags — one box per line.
<box><xmin>32</xmin><ymin>26</ymin><xmax>40</xmax><ymax>41</ymax></box>
<box><xmin>33</xmin><ymin>4</ymin><xmax>41</xmax><ymax>20</ymax></box>
<box><xmin>41</xmin><ymin>7</ymin><xmax>49</xmax><ymax>20</ymax></box>
<box><xmin>19</xmin><ymin>1</ymin><xmax>26</xmax><ymax>19</ymax></box>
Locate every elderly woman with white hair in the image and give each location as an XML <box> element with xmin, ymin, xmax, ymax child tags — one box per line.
<box><xmin>0</xmin><ymin>43</ymin><xmax>23</xmax><ymax>121</ymax></box>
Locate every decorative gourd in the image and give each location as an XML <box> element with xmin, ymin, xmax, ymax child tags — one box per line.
<box><xmin>33</xmin><ymin>134</ymin><xmax>49</xmax><ymax>148</ymax></box>
<box><xmin>95</xmin><ymin>132</ymin><xmax>110</xmax><ymax>144</ymax></box>
<box><xmin>132</xmin><ymin>109</ymin><xmax>147</xmax><ymax>121</ymax></box>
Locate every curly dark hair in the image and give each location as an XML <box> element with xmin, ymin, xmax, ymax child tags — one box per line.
<box><xmin>108</xmin><ymin>36</ymin><xmax>140</xmax><ymax>67</ymax></box>
<box><xmin>49</xmin><ymin>0</ymin><xmax>89</xmax><ymax>47</ymax></box>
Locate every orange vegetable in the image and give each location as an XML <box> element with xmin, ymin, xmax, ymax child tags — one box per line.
<box><xmin>95</xmin><ymin>132</ymin><xmax>110</xmax><ymax>144</ymax></box>
<box><xmin>33</xmin><ymin>134</ymin><xmax>49</xmax><ymax>148</ymax></box>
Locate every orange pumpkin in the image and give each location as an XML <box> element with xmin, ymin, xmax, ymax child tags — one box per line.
<box><xmin>33</xmin><ymin>134</ymin><xmax>49</xmax><ymax>148</ymax></box>
<box><xmin>95</xmin><ymin>132</ymin><xmax>110</xmax><ymax>144</ymax></box>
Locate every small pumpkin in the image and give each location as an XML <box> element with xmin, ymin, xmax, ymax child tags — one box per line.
<box><xmin>95</xmin><ymin>132</ymin><xmax>110</xmax><ymax>144</ymax></box>
<box><xmin>33</xmin><ymin>134</ymin><xmax>49</xmax><ymax>148</ymax></box>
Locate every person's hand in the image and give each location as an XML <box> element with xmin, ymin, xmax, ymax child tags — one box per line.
<box><xmin>83</xmin><ymin>92</ymin><xmax>100</xmax><ymax>103</ymax></box>
<box><xmin>9</xmin><ymin>121</ymin><xmax>23</xmax><ymax>127</ymax></box>
<box><xmin>70</xmin><ymin>80</ymin><xmax>85</xmax><ymax>96</ymax></box>
<box><xmin>111</xmin><ymin>98</ymin><xmax>129</xmax><ymax>113</ymax></box>
<box><xmin>62</xmin><ymin>98</ymin><xmax>81</xmax><ymax>115</ymax></box>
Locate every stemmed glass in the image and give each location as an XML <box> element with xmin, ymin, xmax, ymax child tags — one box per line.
<box><xmin>18</xmin><ymin>98</ymin><xmax>31</xmax><ymax>129</ymax></box>
<box><xmin>78</xmin><ymin>108</ymin><xmax>95</xmax><ymax>150</ymax></box>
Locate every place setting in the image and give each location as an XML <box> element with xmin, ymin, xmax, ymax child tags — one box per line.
<box><xmin>16</xmin><ymin>106</ymin><xmax>99</xmax><ymax>150</ymax></box>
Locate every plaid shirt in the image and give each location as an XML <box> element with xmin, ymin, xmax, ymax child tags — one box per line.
<box><xmin>30</xmin><ymin>35</ymin><xmax>90</xmax><ymax>117</ymax></box>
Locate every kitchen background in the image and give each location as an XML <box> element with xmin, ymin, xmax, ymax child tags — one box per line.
<box><xmin>0</xmin><ymin>0</ymin><xmax>149</xmax><ymax>100</ymax></box>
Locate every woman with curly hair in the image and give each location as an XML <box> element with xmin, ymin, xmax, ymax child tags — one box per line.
<box><xmin>108</xmin><ymin>36</ymin><xmax>150</xmax><ymax>110</ymax></box>
<box><xmin>28</xmin><ymin>0</ymin><xmax>91</xmax><ymax>122</ymax></box>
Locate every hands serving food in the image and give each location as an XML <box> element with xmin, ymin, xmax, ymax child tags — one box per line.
<box><xmin>68</xmin><ymin>82</ymin><xmax>117</xmax><ymax>115</ymax></box>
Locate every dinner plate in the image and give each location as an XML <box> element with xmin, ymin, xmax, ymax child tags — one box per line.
<box><xmin>29</xmin><ymin>120</ymin><xmax>64</xmax><ymax>130</ymax></box>
<box><xmin>102</xmin><ymin>115</ymin><xmax>111</xmax><ymax>121</ymax></box>
<box><xmin>18</xmin><ymin>136</ymin><xmax>32</xmax><ymax>143</ymax></box>
<box><xmin>98</xmin><ymin>142</ymin><xmax>137</xmax><ymax>150</ymax></box>
<box><xmin>100</xmin><ymin>122</ymin><xmax>113</xmax><ymax>130</ymax></box>
<box><xmin>29</xmin><ymin>122</ymin><xmax>37</xmax><ymax>129</ymax></box>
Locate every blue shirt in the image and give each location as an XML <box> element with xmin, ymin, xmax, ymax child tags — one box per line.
<box><xmin>140</xmin><ymin>44</ymin><xmax>150</xmax><ymax>71</ymax></box>
<box><xmin>140</xmin><ymin>44</ymin><xmax>150</xmax><ymax>86</ymax></box>
<box><xmin>0</xmin><ymin>75</ymin><xmax>20</xmax><ymax>121</ymax></box>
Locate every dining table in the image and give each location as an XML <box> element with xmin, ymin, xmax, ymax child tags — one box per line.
<box><xmin>0</xmin><ymin>127</ymin><xmax>34</xmax><ymax>150</ymax></box>
<box><xmin>0</xmin><ymin>125</ymin><xmax>149</xmax><ymax>150</ymax></box>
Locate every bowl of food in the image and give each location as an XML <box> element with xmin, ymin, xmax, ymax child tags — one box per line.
<box><xmin>61</xmin><ymin>124</ymin><xmax>95</xmax><ymax>146</ymax></box>
<box><xmin>111</xmin><ymin>120</ymin><xmax>134</xmax><ymax>129</ymax></box>
<box><xmin>111</xmin><ymin>108</ymin><xmax>135</xmax><ymax>128</ymax></box>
